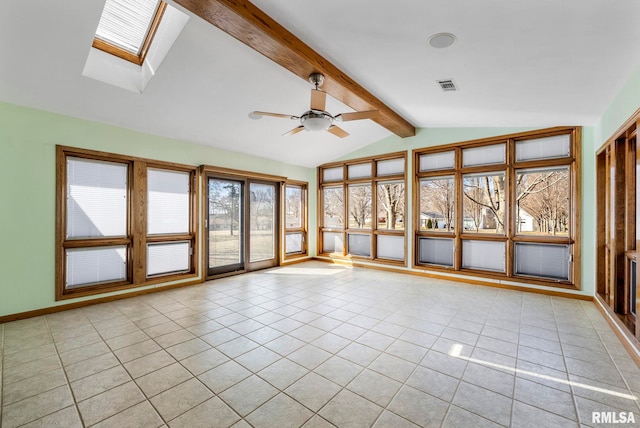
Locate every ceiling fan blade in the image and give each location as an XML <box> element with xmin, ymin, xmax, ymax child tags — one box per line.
<box><xmin>335</xmin><ymin>110</ymin><xmax>379</xmax><ymax>121</ymax></box>
<box><xmin>327</xmin><ymin>125</ymin><xmax>349</xmax><ymax>138</ymax></box>
<box><xmin>310</xmin><ymin>89</ymin><xmax>326</xmax><ymax>111</ymax></box>
<box><xmin>283</xmin><ymin>126</ymin><xmax>305</xmax><ymax>136</ymax></box>
<box><xmin>252</xmin><ymin>111</ymin><xmax>299</xmax><ymax>120</ymax></box>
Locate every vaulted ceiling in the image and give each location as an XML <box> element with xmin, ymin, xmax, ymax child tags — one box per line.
<box><xmin>1</xmin><ymin>0</ymin><xmax>640</xmax><ymax>167</ymax></box>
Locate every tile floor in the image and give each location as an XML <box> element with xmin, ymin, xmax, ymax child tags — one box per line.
<box><xmin>1</xmin><ymin>261</ymin><xmax>640</xmax><ymax>427</ymax></box>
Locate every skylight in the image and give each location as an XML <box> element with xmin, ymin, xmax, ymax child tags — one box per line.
<box><xmin>93</xmin><ymin>0</ymin><xmax>166</xmax><ymax>64</ymax></box>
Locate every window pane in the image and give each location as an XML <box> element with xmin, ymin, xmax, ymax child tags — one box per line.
<box><xmin>462</xmin><ymin>143</ymin><xmax>506</xmax><ymax>167</ymax></box>
<box><xmin>323</xmin><ymin>232</ymin><xmax>344</xmax><ymax>254</ymax></box>
<box><xmin>286</xmin><ymin>233</ymin><xmax>303</xmax><ymax>254</ymax></box>
<box><xmin>67</xmin><ymin>157</ymin><xmax>127</xmax><ymax>239</ymax></box>
<box><xmin>377</xmin><ymin>158</ymin><xmax>404</xmax><ymax>176</ymax></box>
<box><xmin>147</xmin><ymin>241</ymin><xmax>190</xmax><ymax>276</ymax></box>
<box><xmin>323</xmin><ymin>187</ymin><xmax>344</xmax><ymax>228</ymax></box>
<box><xmin>348</xmin><ymin>234</ymin><xmax>371</xmax><ymax>257</ymax></box>
<box><xmin>462</xmin><ymin>240</ymin><xmax>505</xmax><ymax>272</ymax></box>
<box><xmin>377</xmin><ymin>182</ymin><xmax>405</xmax><ymax>230</ymax></box>
<box><xmin>147</xmin><ymin>168</ymin><xmax>190</xmax><ymax>235</ymax></box>
<box><xmin>249</xmin><ymin>183</ymin><xmax>275</xmax><ymax>262</ymax></box>
<box><xmin>348</xmin><ymin>184</ymin><xmax>372</xmax><ymax>229</ymax></box>
<box><xmin>285</xmin><ymin>185</ymin><xmax>303</xmax><ymax>229</ymax></box>
<box><xmin>516</xmin><ymin>135</ymin><xmax>570</xmax><ymax>162</ymax></box>
<box><xmin>348</xmin><ymin>163</ymin><xmax>372</xmax><ymax>179</ymax></box>
<box><xmin>95</xmin><ymin>0</ymin><xmax>160</xmax><ymax>54</ymax></box>
<box><xmin>377</xmin><ymin>235</ymin><xmax>404</xmax><ymax>261</ymax></box>
<box><xmin>66</xmin><ymin>246</ymin><xmax>127</xmax><ymax>288</ymax></box>
<box><xmin>515</xmin><ymin>243</ymin><xmax>570</xmax><ymax>280</ymax></box>
<box><xmin>419</xmin><ymin>151</ymin><xmax>455</xmax><ymax>172</ymax></box>
<box><xmin>418</xmin><ymin>237</ymin><xmax>454</xmax><ymax>266</ymax></box>
<box><xmin>323</xmin><ymin>167</ymin><xmax>343</xmax><ymax>182</ymax></box>
<box><xmin>463</xmin><ymin>172</ymin><xmax>506</xmax><ymax>234</ymax></box>
<box><xmin>515</xmin><ymin>167</ymin><xmax>570</xmax><ymax>236</ymax></box>
<box><xmin>419</xmin><ymin>177</ymin><xmax>455</xmax><ymax>232</ymax></box>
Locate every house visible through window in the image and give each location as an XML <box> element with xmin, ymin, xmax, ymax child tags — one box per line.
<box><xmin>93</xmin><ymin>0</ymin><xmax>167</xmax><ymax>65</ymax></box>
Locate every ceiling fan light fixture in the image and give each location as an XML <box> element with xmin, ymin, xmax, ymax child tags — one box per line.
<box><xmin>428</xmin><ymin>32</ymin><xmax>456</xmax><ymax>49</ymax></box>
<box><xmin>301</xmin><ymin>111</ymin><xmax>333</xmax><ymax>131</ymax></box>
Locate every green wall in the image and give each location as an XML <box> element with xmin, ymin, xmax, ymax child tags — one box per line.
<box><xmin>0</xmin><ymin>102</ymin><xmax>316</xmax><ymax>317</ymax></box>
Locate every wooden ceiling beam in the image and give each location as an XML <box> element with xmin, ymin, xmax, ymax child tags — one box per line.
<box><xmin>173</xmin><ymin>0</ymin><xmax>416</xmax><ymax>138</ymax></box>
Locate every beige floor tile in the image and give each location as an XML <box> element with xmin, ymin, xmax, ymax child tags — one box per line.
<box><xmin>168</xmin><ymin>397</ymin><xmax>241</xmax><ymax>428</ymax></box>
<box><xmin>124</xmin><ymin>350</ymin><xmax>176</xmax><ymax>379</ymax></box>
<box><xmin>179</xmin><ymin>347</ymin><xmax>228</xmax><ymax>375</ymax></box>
<box><xmin>372</xmin><ymin>410</ymin><xmax>420</xmax><ymax>428</ymax></box>
<box><xmin>64</xmin><ymin>352</ymin><xmax>120</xmax><ymax>382</ymax></box>
<box><xmin>59</xmin><ymin>340</ymin><xmax>111</xmax><ymax>366</ymax></box>
<box><xmin>257</xmin><ymin>358</ymin><xmax>308</xmax><ymax>390</ymax></box>
<box><xmin>134</xmin><ymin>314</ymin><xmax>171</xmax><ymax>330</ymax></box>
<box><xmin>234</xmin><ymin>346</ymin><xmax>281</xmax><ymax>372</ymax></box>
<box><xmin>462</xmin><ymin>362</ymin><xmax>515</xmax><ymax>397</ymax></box>
<box><xmin>144</xmin><ymin>321</ymin><xmax>183</xmax><ymax>338</ymax></box>
<box><xmin>512</xmin><ymin>401</ymin><xmax>579</xmax><ymax>428</ymax></box>
<box><xmin>514</xmin><ymin>377</ymin><xmax>578</xmax><ymax>420</ymax></box>
<box><xmin>264</xmin><ymin>334</ymin><xmax>306</xmax><ymax>356</ymax></box>
<box><xmin>3</xmin><ymin>368</ymin><xmax>67</xmax><ymax>405</ymax></box>
<box><xmin>369</xmin><ymin>353</ymin><xmax>416</xmax><ymax>383</ymax></box>
<box><xmin>3</xmin><ymin>343</ymin><xmax>57</xmax><ymax>368</ymax></box>
<box><xmin>20</xmin><ymin>405</ymin><xmax>83</xmax><ymax>428</ymax></box>
<box><xmin>216</xmin><ymin>337</ymin><xmax>260</xmax><ymax>358</ymax></box>
<box><xmin>441</xmin><ymin>406</ymin><xmax>504</xmax><ymax>428</ymax></box>
<box><xmin>165</xmin><ymin>338</ymin><xmax>210</xmax><ymax>361</ymax></box>
<box><xmin>405</xmin><ymin>366</ymin><xmax>459</xmax><ymax>402</ymax></box>
<box><xmin>198</xmin><ymin>360</ymin><xmax>251</xmax><ymax>394</ymax></box>
<box><xmin>219</xmin><ymin>375</ymin><xmax>278</xmax><ymax>416</ymax></box>
<box><xmin>2</xmin><ymin>385</ymin><xmax>74</xmax><ymax>428</ymax></box>
<box><xmin>314</xmin><ymin>355</ymin><xmax>363</xmax><ymax>386</ymax></box>
<box><xmin>105</xmin><ymin>330</ymin><xmax>150</xmax><ymax>351</ymax></box>
<box><xmin>55</xmin><ymin>332</ymin><xmax>103</xmax><ymax>354</ymax></box>
<box><xmin>78</xmin><ymin>381</ymin><xmax>145</xmax><ymax>426</ymax></box>
<box><xmin>201</xmin><ymin>328</ymin><xmax>241</xmax><ymax>347</ymax></box>
<box><xmin>150</xmin><ymin>378</ymin><xmax>213</xmax><ymax>421</ymax></box>
<box><xmin>114</xmin><ymin>339</ymin><xmax>162</xmax><ymax>364</ymax></box>
<box><xmin>285</xmin><ymin>372</ymin><xmax>341</xmax><ymax>412</ymax></box>
<box><xmin>452</xmin><ymin>382</ymin><xmax>512</xmax><ymax>426</ymax></box>
<box><xmin>135</xmin><ymin>363</ymin><xmax>193</xmax><ymax>398</ymax></box>
<box><xmin>319</xmin><ymin>389</ymin><xmax>383</xmax><ymax>428</ymax></box>
<box><xmin>347</xmin><ymin>369</ymin><xmax>402</xmax><ymax>407</ymax></box>
<box><xmin>70</xmin><ymin>365</ymin><xmax>132</xmax><ymax>401</ymax></box>
<box><xmin>154</xmin><ymin>329</ymin><xmax>197</xmax><ymax>349</ymax></box>
<box><xmin>97</xmin><ymin>321</ymin><xmax>140</xmax><ymax>341</ymax></box>
<box><xmin>3</xmin><ymin>355</ymin><xmax>62</xmax><ymax>385</ymax></box>
<box><xmin>287</xmin><ymin>344</ymin><xmax>332</xmax><ymax>370</ymax></box>
<box><xmin>246</xmin><ymin>393</ymin><xmax>314</xmax><ymax>428</ymax></box>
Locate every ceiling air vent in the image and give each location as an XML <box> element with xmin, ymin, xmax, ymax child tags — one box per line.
<box><xmin>437</xmin><ymin>79</ymin><xmax>457</xmax><ymax>91</ymax></box>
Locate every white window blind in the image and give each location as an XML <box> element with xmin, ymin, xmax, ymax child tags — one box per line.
<box><xmin>348</xmin><ymin>163</ymin><xmax>372</xmax><ymax>179</ymax></box>
<box><xmin>419</xmin><ymin>151</ymin><xmax>455</xmax><ymax>172</ymax></box>
<box><xmin>418</xmin><ymin>237</ymin><xmax>454</xmax><ymax>266</ymax></box>
<box><xmin>348</xmin><ymin>234</ymin><xmax>371</xmax><ymax>257</ymax></box>
<box><xmin>515</xmin><ymin>243</ymin><xmax>570</xmax><ymax>280</ymax></box>
<box><xmin>377</xmin><ymin>235</ymin><xmax>404</xmax><ymax>261</ymax></box>
<box><xmin>462</xmin><ymin>144</ymin><xmax>506</xmax><ymax>167</ymax></box>
<box><xmin>286</xmin><ymin>233</ymin><xmax>303</xmax><ymax>254</ymax></box>
<box><xmin>323</xmin><ymin>167</ymin><xmax>343</xmax><ymax>182</ymax></box>
<box><xmin>516</xmin><ymin>135</ymin><xmax>570</xmax><ymax>162</ymax></box>
<box><xmin>323</xmin><ymin>232</ymin><xmax>344</xmax><ymax>254</ymax></box>
<box><xmin>66</xmin><ymin>157</ymin><xmax>127</xmax><ymax>239</ymax></box>
<box><xmin>95</xmin><ymin>0</ymin><xmax>160</xmax><ymax>54</ymax></box>
<box><xmin>376</xmin><ymin>158</ymin><xmax>404</xmax><ymax>176</ymax></box>
<box><xmin>462</xmin><ymin>240</ymin><xmax>505</xmax><ymax>272</ymax></box>
<box><xmin>66</xmin><ymin>246</ymin><xmax>127</xmax><ymax>288</ymax></box>
<box><xmin>147</xmin><ymin>241</ymin><xmax>190</xmax><ymax>277</ymax></box>
<box><xmin>147</xmin><ymin>168</ymin><xmax>190</xmax><ymax>235</ymax></box>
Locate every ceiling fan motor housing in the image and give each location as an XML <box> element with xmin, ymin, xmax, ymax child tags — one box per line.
<box><xmin>301</xmin><ymin>110</ymin><xmax>333</xmax><ymax>131</ymax></box>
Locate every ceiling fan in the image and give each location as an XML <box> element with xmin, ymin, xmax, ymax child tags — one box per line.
<box><xmin>251</xmin><ymin>73</ymin><xmax>378</xmax><ymax>138</ymax></box>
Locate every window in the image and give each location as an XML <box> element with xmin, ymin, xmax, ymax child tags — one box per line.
<box><xmin>284</xmin><ymin>182</ymin><xmax>308</xmax><ymax>258</ymax></box>
<box><xmin>93</xmin><ymin>0</ymin><xmax>167</xmax><ymax>65</ymax></box>
<box><xmin>319</xmin><ymin>153</ymin><xmax>406</xmax><ymax>264</ymax></box>
<box><xmin>414</xmin><ymin>127</ymin><xmax>580</xmax><ymax>288</ymax></box>
<box><xmin>56</xmin><ymin>147</ymin><xmax>198</xmax><ymax>299</ymax></box>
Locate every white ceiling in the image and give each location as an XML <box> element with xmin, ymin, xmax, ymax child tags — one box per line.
<box><xmin>1</xmin><ymin>0</ymin><xmax>640</xmax><ymax>167</ymax></box>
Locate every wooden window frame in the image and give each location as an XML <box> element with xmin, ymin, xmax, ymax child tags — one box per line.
<box><xmin>92</xmin><ymin>1</ymin><xmax>167</xmax><ymax>66</ymax></box>
<box><xmin>413</xmin><ymin>127</ymin><xmax>581</xmax><ymax>289</ymax></box>
<box><xmin>56</xmin><ymin>146</ymin><xmax>199</xmax><ymax>300</ymax></box>
<box><xmin>283</xmin><ymin>180</ymin><xmax>308</xmax><ymax>260</ymax></box>
<box><xmin>318</xmin><ymin>152</ymin><xmax>407</xmax><ymax>266</ymax></box>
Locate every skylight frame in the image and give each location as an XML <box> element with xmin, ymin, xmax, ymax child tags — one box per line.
<box><xmin>92</xmin><ymin>0</ymin><xmax>167</xmax><ymax>66</ymax></box>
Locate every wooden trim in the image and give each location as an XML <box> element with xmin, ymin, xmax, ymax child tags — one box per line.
<box><xmin>594</xmin><ymin>294</ymin><xmax>640</xmax><ymax>367</ymax></box>
<box><xmin>173</xmin><ymin>0</ymin><xmax>414</xmax><ymax>138</ymax></box>
<box><xmin>91</xmin><ymin>1</ymin><xmax>167</xmax><ymax>66</ymax></box>
<box><xmin>0</xmin><ymin>278</ymin><xmax>202</xmax><ymax>324</ymax></box>
<box><xmin>597</xmin><ymin>105</ymin><xmax>640</xmax><ymax>154</ymax></box>
<box><xmin>201</xmin><ymin>165</ymin><xmax>286</xmax><ymax>183</ymax></box>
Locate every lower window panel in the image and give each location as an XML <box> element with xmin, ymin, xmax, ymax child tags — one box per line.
<box><xmin>285</xmin><ymin>233</ymin><xmax>304</xmax><ymax>255</ymax></box>
<box><xmin>418</xmin><ymin>237</ymin><xmax>454</xmax><ymax>267</ymax></box>
<box><xmin>515</xmin><ymin>242</ymin><xmax>570</xmax><ymax>281</ymax></box>
<box><xmin>323</xmin><ymin>232</ymin><xmax>344</xmax><ymax>254</ymax></box>
<box><xmin>462</xmin><ymin>240</ymin><xmax>505</xmax><ymax>272</ymax></box>
<box><xmin>147</xmin><ymin>241</ymin><xmax>191</xmax><ymax>277</ymax></box>
<box><xmin>66</xmin><ymin>246</ymin><xmax>127</xmax><ymax>289</ymax></box>
<box><xmin>348</xmin><ymin>234</ymin><xmax>371</xmax><ymax>257</ymax></box>
<box><xmin>376</xmin><ymin>235</ymin><xmax>404</xmax><ymax>261</ymax></box>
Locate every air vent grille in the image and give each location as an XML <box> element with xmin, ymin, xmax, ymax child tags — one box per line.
<box><xmin>438</xmin><ymin>79</ymin><xmax>457</xmax><ymax>91</ymax></box>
